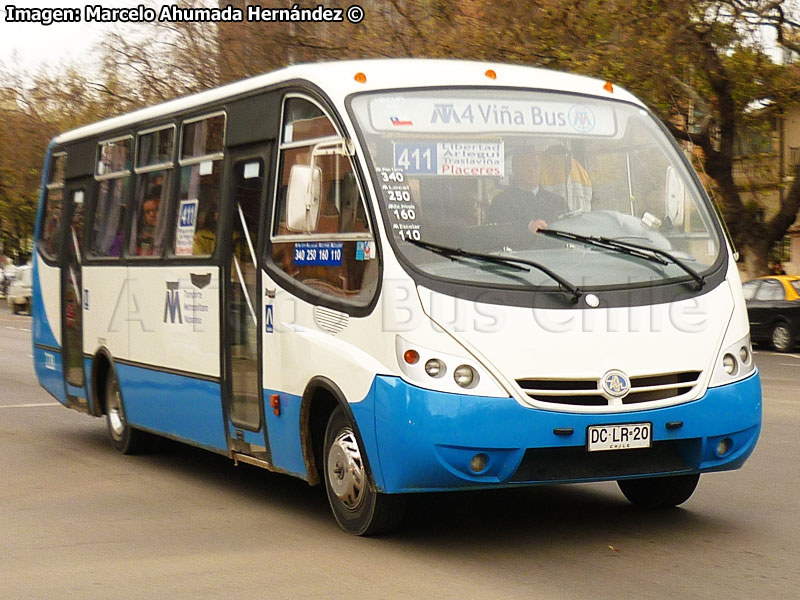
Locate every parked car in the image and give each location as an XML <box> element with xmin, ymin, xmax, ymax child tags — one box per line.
<box><xmin>1</xmin><ymin>265</ymin><xmax>17</xmax><ymax>298</ymax></box>
<box><xmin>742</xmin><ymin>275</ymin><xmax>800</xmax><ymax>352</ymax></box>
<box><xmin>6</xmin><ymin>265</ymin><xmax>32</xmax><ymax>314</ymax></box>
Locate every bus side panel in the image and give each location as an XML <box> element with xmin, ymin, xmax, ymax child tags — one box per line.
<box><xmin>33</xmin><ymin>254</ymin><xmax>61</xmax><ymax>348</ymax></box>
<box><xmin>32</xmin><ymin>254</ymin><xmax>66</xmax><ymax>403</ymax></box>
<box><xmin>82</xmin><ymin>266</ymin><xmax>128</xmax><ymax>362</ymax></box>
<box><xmin>33</xmin><ymin>345</ymin><xmax>66</xmax><ymax>404</ymax></box>
<box><xmin>115</xmin><ymin>363</ymin><xmax>227</xmax><ymax>453</ymax></box>
<box><xmin>127</xmin><ymin>266</ymin><xmax>220</xmax><ymax>379</ymax></box>
<box><xmin>262</xmin><ymin>389</ymin><xmax>307</xmax><ymax>479</ymax></box>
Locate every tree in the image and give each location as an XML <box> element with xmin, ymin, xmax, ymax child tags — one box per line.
<box><xmin>0</xmin><ymin>59</ymin><xmax>140</xmax><ymax>262</ymax></box>
<box><xmin>5</xmin><ymin>0</ymin><xmax>800</xmax><ymax>275</ymax></box>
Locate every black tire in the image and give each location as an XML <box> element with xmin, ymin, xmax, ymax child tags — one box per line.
<box><xmin>771</xmin><ymin>321</ymin><xmax>794</xmax><ymax>353</ymax></box>
<box><xmin>323</xmin><ymin>406</ymin><xmax>405</xmax><ymax>535</ymax></box>
<box><xmin>104</xmin><ymin>369</ymin><xmax>155</xmax><ymax>454</ymax></box>
<box><xmin>11</xmin><ymin>302</ymin><xmax>19</xmax><ymax>315</ymax></box>
<box><xmin>618</xmin><ymin>473</ymin><xmax>700</xmax><ymax>508</ymax></box>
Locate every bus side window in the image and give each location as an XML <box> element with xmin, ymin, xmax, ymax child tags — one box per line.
<box><xmin>130</xmin><ymin>126</ymin><xmax>174</xmax><ymax>258</ymax></box>
<box><xmin>174</xmin><ymin>114</ymin><xmax>224</xmax><ymax>257</ymax></box>
<box><xmin>39</xmin><ymin>152</ymin><xmax>67</xmax><ymax>260</ymax></box>
<box><xmin>271</xmin><ymin>96</ymin><xmax>377</xmax><ymax>303</ymax></box>
<box><xmin>90</xmin><ymin>137</ymin><xmax>132</xmax><ymax>258</ymax></box>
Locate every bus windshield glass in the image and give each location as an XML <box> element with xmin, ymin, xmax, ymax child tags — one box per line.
<box><xmin>350</xmin><ymin>89</ymin><xmax>722</xmax><ymax>290</ymax></box>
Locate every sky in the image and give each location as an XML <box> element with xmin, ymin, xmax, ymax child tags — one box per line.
<box><xmin>0</xmin><ymin>0</ymin><xmax>168</xmax><ymax>73</ymax></box>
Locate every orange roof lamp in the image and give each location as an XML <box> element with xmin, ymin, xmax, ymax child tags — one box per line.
<box><xmin>604</xmin><ymin>81</ymin><xmax>614</xmax><ymax>93</ymax></box>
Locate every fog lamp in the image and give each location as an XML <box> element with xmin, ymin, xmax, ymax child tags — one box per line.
<box><xmin>716</xmin><ymin>438</ymin><xmax>733</xmax><ymax>457</ymax></box>
<box><xmin>470</xmin><ymin>453</ymin><xmax>488</xmax><ymax>473</ymax></box>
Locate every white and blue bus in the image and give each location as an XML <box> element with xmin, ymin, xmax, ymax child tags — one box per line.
<box><xmin>32</xmin><ymin>60</ymin><xmax>761</xmax><ymax>535</ymax></box>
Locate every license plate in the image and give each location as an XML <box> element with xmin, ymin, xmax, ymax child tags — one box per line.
<box><xmin>587</xmin><ymin>423</ymin><xmax>652</xmax><ymax>452</ymax></box>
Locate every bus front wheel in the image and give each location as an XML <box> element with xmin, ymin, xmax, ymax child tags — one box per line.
<box><xmin>104</xmin><ymin>370</ymin><xmax>153</xmax><ymax>454</ymax></box>
<box><xmin>617</xmin><ymin>473</ymin><xmax>700</xmax><ymax>508</ymax></box>
<box><xmin>323</xmin><ymin>406</ymin><xmax>405</xmax><ymax>535</ymax></box>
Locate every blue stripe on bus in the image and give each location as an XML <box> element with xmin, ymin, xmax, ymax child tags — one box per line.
<box><xmin>365</xmin><ymin>372</ymin><xmax>762</xmax><ymax>494</ymax></box>
<box><xmin>263</xmin><ymin>390</ymin><xmax>307</xmax><ymax>479</ymax></box>
<box><xmin>114</xmin><ymin>363</ymin><xmax>227</xmax><ymax>453</ymax></box>
<box><xmin>33</xmin><ymin>345</ymin><xmax>66</xmax><ymax>404</ymax></box>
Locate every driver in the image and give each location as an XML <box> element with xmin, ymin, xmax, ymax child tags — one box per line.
<box><xmin>486</xmin><ymin>148</ymin><xmax>568</xmax><ymax>233</ymax></box>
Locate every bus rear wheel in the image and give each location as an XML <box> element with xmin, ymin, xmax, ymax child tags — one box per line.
<box><xmin>617</xmin><ymin>473</ymin><xmax>700</xmax><ymax>508</ymax></box>
<box><xmin>105</xmin><ymin>370</ymin><xmax>154</xmax><ymax>454</ymax></box>
<box><xmin>323</xmin><ymin>406</ymin><xmax>405</xmax><ymax>535</ymax></box>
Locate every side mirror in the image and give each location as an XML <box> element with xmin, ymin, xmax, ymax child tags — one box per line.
<box><xmin>665</xmin><ymin>166</ymin><xmax>685</xmax><ymax>227</ymax></box>
<box><xmin>285</xmin><ymin>138</ymin><xmax>354</xmax><ymax>233</ymax></box>
<box><xmin>286</xmin><ymin>164</ymin><xmax>322</xmax><ymax>232</ymax></box>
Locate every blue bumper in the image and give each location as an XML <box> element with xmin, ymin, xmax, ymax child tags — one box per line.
<box><xmin>352</xmin><ymin>373</ymin><xmax>762</xmax><ymax>494</ymax></box>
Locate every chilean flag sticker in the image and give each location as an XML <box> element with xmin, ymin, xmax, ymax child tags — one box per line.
<box><xmin>390</xmin><ymin>116</ymin><xmax>413</xmax><ymax>126</ymax></box>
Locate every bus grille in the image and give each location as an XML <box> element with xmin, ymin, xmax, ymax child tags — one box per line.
<box><xmin>515</xmin><ymin>371</ymin><xmax>701</xmax><ymax>407</ymax></box>
<box><xmin>510</xmin><ymin>441</ymin><xmax>696</xmax><ymax>482</ymax></box>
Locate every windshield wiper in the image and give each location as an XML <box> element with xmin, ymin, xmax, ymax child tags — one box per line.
<box><xmin>538</xmin><ymin>228</ymin><xmax>706</xmax><ymax>290</ymax></box>
<box><xmin>408</xmin><ymin>238</ymin><xmax>582</xmax><ymax>303</ymax></box>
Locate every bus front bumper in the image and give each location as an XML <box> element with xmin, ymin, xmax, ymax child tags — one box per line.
<box><xmin>350</xmin><ymin>373</ymin><xmax>762</xmax><ymax>494</ymax></box>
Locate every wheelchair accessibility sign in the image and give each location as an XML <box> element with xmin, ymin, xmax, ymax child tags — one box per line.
<box><xmin>265</xmin><ymin>305</ymin><xmax>274</xmax><ymax>333</ymax></box>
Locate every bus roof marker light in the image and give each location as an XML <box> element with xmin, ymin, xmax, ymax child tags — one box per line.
<box><xmin>603</xmin><ymin>81</ymin><xmax>614</xmax><ymax>93</ymax></box>
<box><xmin>354</xmin><ymin>72</ymin><xmax>367</xmax><ymax>84</ymax></box>
<box><xmin>485</xmin><ymin>69</ymin><xmax>497</xmax><ymax>80</ymax></box>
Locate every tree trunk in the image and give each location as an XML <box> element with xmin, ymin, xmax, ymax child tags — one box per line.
<box><xmin>743</xmin><ymin>237</ymin><xmax>771</xmax><ymax>280</ymax></box>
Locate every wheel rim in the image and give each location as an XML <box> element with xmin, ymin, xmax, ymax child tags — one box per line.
<box><xmin>106</xmin><ymin>381</ymin><xmax>125</xmax><ymax>441</ymax></box>
<box><xmin>773</xmin><ymin>325</ymin><xmax>791</xmax><ymax>351</ymax></box>
<box><xmin>327</xmin><ymin>428</ymin><xmax>366</xmax><ymax>511</ymax></box>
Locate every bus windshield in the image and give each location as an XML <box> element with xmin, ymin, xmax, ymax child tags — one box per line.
<box><xmin>350</xmin><ymin>89</ymin><xmax>722</xmax><ymax>290</ymax></box>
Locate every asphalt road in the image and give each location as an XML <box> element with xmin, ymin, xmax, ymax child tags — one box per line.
<box><xmin>1</xmin><ymin>304</ymin><xmax>799</xmax><ymax>599</ymax></box>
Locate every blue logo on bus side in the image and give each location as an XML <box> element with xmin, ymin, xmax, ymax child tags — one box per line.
<box><xmin>164</xmin><ymin>281</ymin><xmax>183</xmax><ymax>324</ymax></box>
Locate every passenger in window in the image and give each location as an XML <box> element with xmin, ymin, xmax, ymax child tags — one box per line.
<box><xmin>193</xmin><ymin>208</ymin><xmax>217</xmax><ymax>255</ymax></box>
<box><xmin>137</xmin><ymin>195</ymin><xmax>160</xmax><ymax>256</ymax></box>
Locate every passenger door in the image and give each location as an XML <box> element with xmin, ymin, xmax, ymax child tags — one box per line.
<box><xmin>223</xmin><ymin>147</ymin><xmax>271</xmax><ymax>461</ymax></box>
<box><xmin>61</xmin><ymin>179</ymin><xmax>90</xmax><ymax>408</ymax></box>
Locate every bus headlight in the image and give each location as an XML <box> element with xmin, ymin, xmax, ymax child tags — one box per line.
<box><xmin>454</xmin><ymin>365</ymin><xmax>478</xmax><ymax>388</ymax></box>
<box><xmin>395</xmin><ymin>335</ymin><xmax>507</xmax><ymax>397</ymax></box>
<box><xmin>709</xmin><ymin>334</ymin><xmax>756</xmax><ymax>387</ymax></box>
<box><xmin>722</xmin><ymin>354</ymin><xmax>737</xmax><ymax>376</ymax></box>
<box><xmin>425</xmin><ymin>358</ymin><xmax>446</xmax><ymax>378</ymax></box>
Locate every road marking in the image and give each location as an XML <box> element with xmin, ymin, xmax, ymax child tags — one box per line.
<box><xmin>0</xmin><ymin>402</ymin><xmax>60</xmax><ymax>409</ymax></box>
<box><xmin>754</xmin><ymin>351</ymin><xmax>800</xmax><ymax>359</ymax></box>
